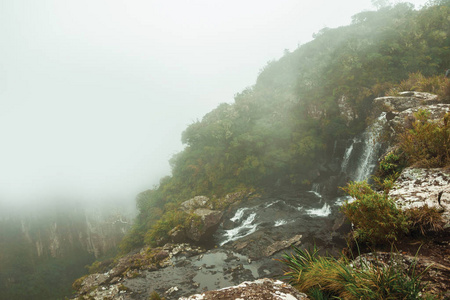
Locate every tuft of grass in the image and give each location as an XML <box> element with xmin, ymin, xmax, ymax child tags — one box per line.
<box><xmin>278</xmin><ymin>246</ymin><xmax>432</xmax><ymax>300</ymax></box>
<box><xmin>404</xmin><ymin>205</ymin><xmax>445</xmax><ymax>236</ymax></box>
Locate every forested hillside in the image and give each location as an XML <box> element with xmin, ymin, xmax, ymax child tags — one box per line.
<box><xmin>120</xmin><ymin>1</ymin><xmax>450</xmax><ymax>253</ymax></box>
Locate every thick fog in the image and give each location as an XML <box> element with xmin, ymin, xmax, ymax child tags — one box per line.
<box><xmin>0</xmin><ymin>0</ymin><xmax>429</xmax><ymax>210</ymax></box>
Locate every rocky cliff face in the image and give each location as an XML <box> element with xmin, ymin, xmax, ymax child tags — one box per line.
<box><xmin>14</xmin><ymin>208</ymin><xmax>132</xmax><ymax>259</ymax></box>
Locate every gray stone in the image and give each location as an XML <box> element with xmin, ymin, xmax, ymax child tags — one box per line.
<box><xmin>389</xmin><ymin>167</ymin><xmax>450</xmax><ymax>223</ymax></box>
<box><xmin>338</xmin><ymin>95</ymin><xmax>359</xmax><ymax>125</ymax></box>
<box><xmin>185</xmin><ymin>208</ymin><xmax>223</xmax><ymax>242</ymax></box>
<box><xmin>180</xmin><ymin>196</ymin><xmax>212</xmax><ymax>211</ymax></box>
<box><xmin>373</xmin><ymin>91</ymin><xmax>439</xmax><ymax>114</ymax></box>
<box><xmin>265</xmin><ymin>234</ymin><xmax>303</xmax><ymax>256</ymax></box>
<box><xmin>179</xmin><ymin>278</ymin><xmax>309</xmax><ymax>299</ymax></box>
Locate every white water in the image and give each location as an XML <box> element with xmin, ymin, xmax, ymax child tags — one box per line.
<box><xmin>220</xmin><ymin>213</ymin><xmax>257</xmax><ymax>245</ymax></box>
<box><xmin>353</xmin><ymin>113</ymin><xmax>386</xmax><ymax>181</ymax></box>
<box><xmin>308</xmin><ymin>190</ymin><xmax>322</xmax><ymax>198</ymax></box>
<box><xmin>306</xmin><ymin>203</ymin><xmax>331</xmax><ymax>217</ymax></box>
<box><xmin>341</xmin><ymin>138</ymin><xmax>356</xmax><ymax>173</ymax></box>
<box><xmin>230</xmin><ymin>207</ymin><xmax>248</xmax><ymax>222</ymax></box>
<box><xmin>274</xmin><ymin>219</ymin><xmax>289</xmax><ymax>227</ymax></box>
<box><xmin>334</xmin><ymin>196</ymin><xmax>353</xmax><ymax>206</ymax></box>
<box><xmin>264</xmin><ymin>200</ymin><xmax>283</xmax><ymax>208</ymax></box>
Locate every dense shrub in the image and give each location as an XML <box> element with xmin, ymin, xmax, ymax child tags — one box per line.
<box><xmin>398</xmin><ymin>110</ymin><xmax>450</xmax><ymax>168</ymax></box>
<box><xmin>341</xmin><ymin>181</ymin><xmax>409</xmax><ymax>244</ymax></box>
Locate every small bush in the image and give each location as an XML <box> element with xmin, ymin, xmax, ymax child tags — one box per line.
<box><xmin>376</xmin><ymin>150</ymin><xmax>405</xmax><ymax>180</ymax></box>
<box><xmin>341</xmin><ymin>181</ymin><xmax>409</xmax><ymax>244</ymax></box>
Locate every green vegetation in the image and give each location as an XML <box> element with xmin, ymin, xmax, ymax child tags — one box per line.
<box><xmin>149</xmin><ymin>291</ymin><xmax>166</xmax><ymax>300</ymax></box>
<box><xmin>387</xmin><ymin>72</ymin><xmax>450</xmax><ymax>102</ymax></box>
<box><xmin>120</xmin><ymin>1</ymin><xmax>450</xmax><ymax>252</ymax></box>
<box><xmin>341</xmin><ymin>181</ymin><xmax>410</xmax><ymax>244</ymax></box>
<box><xmin>279</xmin><ymin>246</ymin><xmax>431</xmax><ymax>300</ymax></box>
<box><xmin>404</xmin><ymin>205</ymin><xmax>445</xmax><ymax>236</ymax></box>
<box><xmin>398</xmin><ymin>110</ymin><xmax>450</xmax><ymax>168</ymax></box>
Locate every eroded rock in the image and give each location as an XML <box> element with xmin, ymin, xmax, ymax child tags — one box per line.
<box><xmin>179</xmin><ymin>278</ymin><xmax>309</xmax><ymax>300</ymax></box>
<box><xmin>389</xmin><ymin>104</ymin><xmax>450</xmax><ymax>132</ymax></box>
<box><xmin>373</xmin><ymin>91</ymin><xmax>439</xmax><ymax>115</ymax></box>
<box><xmin>180</xmin><ymin>196</ymin><xmax>212</xmax><ymax>211</ymax></box>
<box><xmin>265</xmin><ymin>234</ymin><xmax>303</xmax><ymax>256</ymax></box>
<box><xmin>389</xmin><ymin>168</ymin><xmax>450</xmax><ymax>223</ymax></box>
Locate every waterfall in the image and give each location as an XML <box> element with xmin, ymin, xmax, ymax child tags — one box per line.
<box><xmin>309</xmin><ymin>183</ymin><xmax>323</xmax><ymax>198</ymax></box>
<box><xmin>353</xmin><ymin>113</ymin><xmax>386</xmax><ymax>181</ymax></box>
<box><xmin>340</xmin><ymin>138</ymin><xmax>356</xmax><ymax>173</ymax></box>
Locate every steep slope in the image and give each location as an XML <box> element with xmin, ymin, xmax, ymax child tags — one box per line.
<box><xmin>120</xmin><ymin>1</ymin><xmax>450</xmax><ymax>253</ymax></box>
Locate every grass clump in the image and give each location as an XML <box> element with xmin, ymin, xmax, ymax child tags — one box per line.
<box><xmin>279</xmin><ymin>246</ymin><xmax>431</xmax><ymax>300</ymax></box>
<box><xmin>404</xmin><ymin>205</ymin><xmax>445</xmax><ymax>236</ymax></box>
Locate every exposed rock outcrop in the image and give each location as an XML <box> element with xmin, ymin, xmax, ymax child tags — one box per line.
<box><xmin>73</xmin><ymin>243</ymin><xmax>206</xmax><ymax>299</ymax></box>
<box><xmin>389</xmin><ymin>167</ymin><xmax>450</xmax><ymax>223</ymax></box>
<box><xmin>389</xmin><ymin>104</ymin><xmax>450</xmax><ymax>132</ymax></box>
<box><xmin>180</xmin><ymin>196</ymin><xmax>213</xmax><ymax>211</ymax></box>
<box><xmin>373</xmin><ymin>91</ymin><xmax>439</xmax><ymax>115</ymax></box>
<box><xmin>179</xmin><ymin>278</ymin><xmax>309</xmax><ymax>300</ymax></box>
<box><xmin>338</xmin><ymin>95</ymin><xmax>359</xmax><ymax>125</ymax></box>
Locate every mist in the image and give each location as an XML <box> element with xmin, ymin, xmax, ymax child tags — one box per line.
<box><xmin>0</xmin><ymin>0</ymin><xmax>429</xmax><ymax>210</ymax></box>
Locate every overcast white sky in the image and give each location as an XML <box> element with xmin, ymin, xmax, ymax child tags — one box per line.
<box><xmin>0</xmin><ymin>0</ymin><xmax>429</xmax><ymax>208</ymax></box>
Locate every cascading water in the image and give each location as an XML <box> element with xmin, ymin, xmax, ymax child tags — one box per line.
<box><xmin>340</xmin><ymin>138</ymin><xmax>356</xmax><ymax>173</ymax></box>
<box><xmin>353</xmin><ymin>113</ymin><xmax>387</xmax><ymax>182</ymax></box>
<box><xmin>215</xmin><ymin>113</ymin><xmax>388</xmax><ymax>258</ymax></box>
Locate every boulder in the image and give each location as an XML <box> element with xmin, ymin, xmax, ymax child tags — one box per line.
<box><xmin>179</xmin><ymin>278</ymin><xmax>309</xmax><ymax>300</ymax></box>
<box><xmin>168</xmin><ymin>226</ymin><xmax>187</xmax><ymax>243</ymax></box>
<box><xmin>388</xmin><ymin>167</ymin><xmax>450</xmax><ymax>223</ymax></box>
<box><xmin>180</xmin><ymin>196</ymin><xmax>212</xmax><ymax>211</ymax></box>
<box><xmin>185</xmin><ymin>208</ymin><xmax>223</xmax><ymax>242</ymax></box>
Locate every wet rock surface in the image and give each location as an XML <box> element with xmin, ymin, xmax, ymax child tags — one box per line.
<box><xmin>73</xmin><ymin>190</ymin><xmax>348</xmax><ymax>300</ymax></box>
<box><xmin>179</xmin><ymin>278</ymin><xmax>309</xmax><ymax>300</ymax></box>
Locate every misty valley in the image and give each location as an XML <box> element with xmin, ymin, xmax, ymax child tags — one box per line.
<box><xmin>1</xmin><ymin>1</ymin><xmax>450</xmax><ymax>299</ymax></box>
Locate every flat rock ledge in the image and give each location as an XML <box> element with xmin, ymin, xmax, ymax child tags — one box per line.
<box><xmin>373</xmin><ymin>91</ymin><xmax>439</xmax><ymax>115</ymax></box>
<box><xmin>179</xmin><ymin>278</ymin><xmax>309</xmax><ymax>300</ymax></box>
<box><xmin>389</xmin><ymin>167</ymin><xmax>450</xmax><ymax>223</ymax></box>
